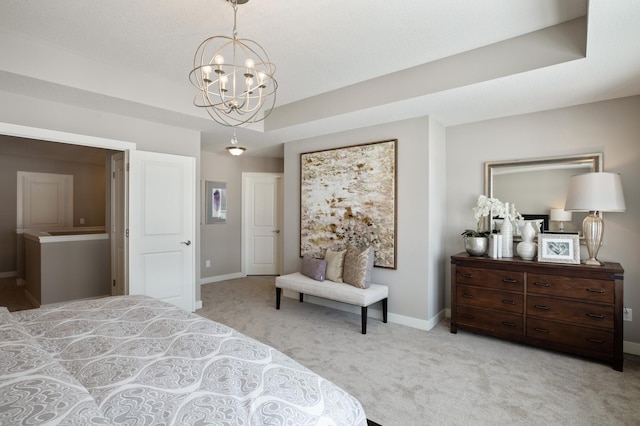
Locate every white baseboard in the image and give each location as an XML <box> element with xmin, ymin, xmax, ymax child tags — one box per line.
<box><xmin>199</xmin><ymin>272</ymin><xmax>246</xmax><ymax>286</ymax></box>
<box><xmin>624</xmin><ymin>340</ymin><xmax>640</xmax><ymax>356</ymax></box>
<box><xmin>0</xmin><ymin>271</ymin><xmax>17</xmax><ymax>279</ymax></box>
<box><xmin>281</xmin><ymin>291</ymin><xmax>442</xmax><ymax>331</ymax></box>
<box><xmin>194</xmin><ymin>300</ymin><xmax>203</xmax><ymax>310</ymax></box>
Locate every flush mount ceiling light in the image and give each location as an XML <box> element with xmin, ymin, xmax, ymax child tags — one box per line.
<box><xmin>226</xmin><ymin>130</ymin><xmax>246</xmax><ymax>156</ymax></box>
<box><xmin>189</xmin><ymin>0</ymin><xmax>277</xmax><ymax>127</ymax></box>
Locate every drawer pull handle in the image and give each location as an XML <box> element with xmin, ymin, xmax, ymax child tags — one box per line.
<box><xmin>586</xmin><ymin>338</ymin><xmax>605</xmax><ymax>344</ymax></box>
<box><xmin>462</xmin><ymin>294</ymin><xmax>474</xmax><ymax>299</ymax></box>
<box><xmin>502</xmin><ymin>321</ymin><xmax>516</xmax><ymax>327</ymax></box>
<box><xmin>462</xmin><ymin>314</ymin><xmax>474</xmax><ymax>319</ymax></box>
<box><xmin>587</xmin><ymin>313</ymin><xmax>605</xmax><ymax>319</ymax></box>
<box><xmin>586</xmin><ymin>288</ymin><xmax>605</xmax><ymax>294</ymax></box>
<box><xmin>534</xmin><ymin>282</ymin><xmax>550</xmax><ymax>287</ymax></box>
<box><xmin>462</xmin><ymin>273</ymin><xmax>474</xmax><ymax>279</ymax></box>
<box><xmin>502</xmin><ymin>300</ymin><xmax>516</xmax><ymax>305</ymax></box>
<box><xmin>502</xmin><ymin>278</ymin><xmax>517</xmax><ymax>284</ymax></box>
<box><xmin>534</xmin><ymin>328</ymin><xmax>550</xmax><ymax>333</ymax></box>
<box><xmin>534</xmin><ymin>304</ymin><xmax>550</xmax><ymax>310</ymax></box>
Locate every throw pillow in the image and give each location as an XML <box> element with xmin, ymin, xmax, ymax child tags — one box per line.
<box><xmin>342</xmin><ymin>245</ymin><xmax>374</xmax><ymax>289</ymax></box>
<box><xmin>300</xmin><ymin>254</ymin><xmax>328</xmax><ymax>281</ymax></box>
<box><xmin>324</xmin><ymin>249</ymin><xmax>346</xmax><ymax>283</ymax></box>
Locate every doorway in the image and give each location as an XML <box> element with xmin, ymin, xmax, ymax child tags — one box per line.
<box><xmin>1</xmin><ymin>123</ymin><xmax>196</xmax><ymax>312</ymax></box>
<box><xmin>242</xmin><ymin>173</ymin><xmax>283</xmax><ymax>275</ymax></box>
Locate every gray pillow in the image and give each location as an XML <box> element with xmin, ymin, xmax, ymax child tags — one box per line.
<box><xmin>300</xmin><ymin>254</ymin><xmax>328</xmax><ymax>281</ymax></box>
<box><xmin>342</xmin><ymin>245</ymin><xmax>374</xmax><ymax>288</ymax></box>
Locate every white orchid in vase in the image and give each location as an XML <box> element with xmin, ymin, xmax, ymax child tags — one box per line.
<box><xmin>463</xmin><ymin>195</ymin><xmax>522</xmax><ymax>237</ymax></box>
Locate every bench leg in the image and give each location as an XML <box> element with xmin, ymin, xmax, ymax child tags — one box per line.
<box><xmin>382</xmin><ymin>298</ymin><xmax>388</xmax><ymax>323</ymax></box>
<box><xmin>299</xmin><ymin>293</ymin><xmax>304</xmax><ymax>303</ymax></box>
<box><xmin>361</xmin><ymin>306</ymin><xmax>368</xmax><ymax>334</ymax></box>
<box><xmin>276</xmin><ymin>287</ymin><xmax>282</xmax><ymax>309</ymax></box>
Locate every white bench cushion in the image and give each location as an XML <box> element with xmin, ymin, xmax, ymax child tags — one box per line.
<box><xmin>276</xmin><ymin>272</ymin><xmax>388</xmax><ymax>307</ymax></box>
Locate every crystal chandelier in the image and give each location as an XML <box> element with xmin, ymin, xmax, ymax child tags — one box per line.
<box><xmin>189</xmin><ymin>0</ymin><xmax>277</xmax><ymax>127</ymax></box>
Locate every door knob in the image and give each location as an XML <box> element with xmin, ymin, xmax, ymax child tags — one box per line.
<box><xmin>273</xmin><ymin>230</ymin><xmax>280</xmax><ymax>233</ymax></box>
<box><xmin>181</xmin><ymin>240</ymin><xmax>192</xmax><ymax>246</ymax></box>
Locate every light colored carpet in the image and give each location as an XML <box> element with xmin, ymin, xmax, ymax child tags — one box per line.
<box><xmin>197</xmin><ymin>276</ymin><xmax>640</xmax><ymax>426</ymax></box>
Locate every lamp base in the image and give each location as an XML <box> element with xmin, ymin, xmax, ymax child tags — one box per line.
<box><xmin>583</xmin><ymin>211</ymin><xmax>604</xmax><ymax>266</ymax></box>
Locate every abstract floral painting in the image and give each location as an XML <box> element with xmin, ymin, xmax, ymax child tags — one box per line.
<box><xmin>300</xmin><ymin>139</ymin><xmax>397</xmax><ymax>269</ymax></box>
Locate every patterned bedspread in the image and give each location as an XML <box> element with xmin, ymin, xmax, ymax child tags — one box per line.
<box><xmin>1</xmin><ymin>295</ymin><xmax>367</xmax><ymax>425</ymax></box>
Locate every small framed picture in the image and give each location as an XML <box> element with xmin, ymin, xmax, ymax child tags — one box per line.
<box><xmin>205</xmin><ymin>181</ymin><xmax>227</xmax><ymax>224</ymax></box>
<box><xmin>538</xmin><ymin>233</ymin><xmax>580</xmax><ymax>264</ymax></box>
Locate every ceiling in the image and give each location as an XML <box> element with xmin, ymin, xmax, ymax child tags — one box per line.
<box><xmin>1</xmin><ymin>0</ymin><xmax>639</xmax><ymax>158</ymax></box>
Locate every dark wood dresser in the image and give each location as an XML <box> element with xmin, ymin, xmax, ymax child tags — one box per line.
<box><xmin>450</xmin><ymin>253</ymin><xmax>624</xmax><ymax>371</ymax></box>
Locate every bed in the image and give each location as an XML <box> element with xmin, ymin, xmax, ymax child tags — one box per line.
<box><xmin>0</xmin><ymin>295</ymin><xmax>367</xmax><ymax>425</ymax></box>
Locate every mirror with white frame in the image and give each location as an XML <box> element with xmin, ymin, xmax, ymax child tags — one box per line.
<box><xmin>485</xmin><ymin>153</ymin><xmax>603</xmax><ymax>237</ymax></box>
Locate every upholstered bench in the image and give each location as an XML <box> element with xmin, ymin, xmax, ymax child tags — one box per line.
<box><xmin>275</xmin><ymin>272</ymin><xmax>388</xmax><ymax>334</ymax></box>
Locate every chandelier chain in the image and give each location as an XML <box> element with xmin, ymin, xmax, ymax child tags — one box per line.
<box><xmin>231</xmin><ymin>0</ymin><xmax>238</xmax><ymax>40</ymax></box>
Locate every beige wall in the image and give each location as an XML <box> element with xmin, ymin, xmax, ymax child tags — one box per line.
<box><xmin>200</xmin><ymin>152</ymin><xmax>283</xmax><ymax>281</ymax></box>
<box><xmin>446</xmin><ymin>95</ymin><xmax>640</xmax><ymax>347</ymax></box>
<box><xmin>0</xmin><ymin>137</ymin><xmax>107</xmax><ymax>274</ymax></box>
<box><xmin>283</xmin><ymin>116</ymin><xmax>447</xmax><ymax>329</ymax></box>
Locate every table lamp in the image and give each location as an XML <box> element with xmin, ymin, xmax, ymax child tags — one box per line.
<box><xmin>550</xmin><ymin>208</ymin><xmax>572</xmax><ymax>232</ymax></box>
<box><xmin>564</xmin><ymin>172</ymin><xmax>626</xmax><ymax>265</ymax></box>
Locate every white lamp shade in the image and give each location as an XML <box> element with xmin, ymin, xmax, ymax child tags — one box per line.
<box><xmin>564</xmin><ymin>172</ymin><xmax>626</xmax><ymax>212</ymax></box>
<box><xmin>550</xmin><ymin>208</ymin><xmax>572</xmax><ymax>222</ymax></box>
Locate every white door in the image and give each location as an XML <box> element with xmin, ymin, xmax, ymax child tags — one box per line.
<box><xmin>111</xmin><ymin>153</ymin><xmax>127</xmax><ymax>296</ymax></box>
<box><xmin>243</xmin><ymin>173</ymin><xmax>282</xmax><ymax>275</ymax></box>
<box><xmin>128</xmin><ymin>150</ymin><xmax>195</xmax><ymax>312</ymax></box>
<box><xmin>17</xmin><ymin>171</ymin><xmax>73</xmax><ymax>229</ymax></box>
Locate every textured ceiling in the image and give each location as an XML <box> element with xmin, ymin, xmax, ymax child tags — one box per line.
<box><xmin>1</xmin><ymin>0</ymin><xmax>639</xmax><ymax>157</ymax></box>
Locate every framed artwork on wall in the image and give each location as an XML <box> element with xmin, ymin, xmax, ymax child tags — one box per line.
<box><xmin>300</xmin><ymin>139</ymin><xmax>397</xmax><ymax>269</ymax></box>
<box><xmin>205</xmin><ymin>181</ymin><xmax>227</xmax><ymax>224</ymax></box>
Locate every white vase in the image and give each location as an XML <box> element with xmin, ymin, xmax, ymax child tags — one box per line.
<box><xmin>500</xmin><ymin>204</ymin><xmax>513</xmax><ymax>258</ymax></box>
<box><xmin>516</xmin><ymin>221</ymin><xmax>538</xmax><ymax>260</ymax></box>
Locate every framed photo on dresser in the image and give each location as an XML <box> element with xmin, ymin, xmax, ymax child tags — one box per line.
<box><xmin>537</xmin><ymin>233</ymin><xmax>580</xmax><ymax>264</ymax></box>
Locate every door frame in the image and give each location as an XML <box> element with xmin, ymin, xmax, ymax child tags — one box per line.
<box><xmin>110</xmin><ymin>152</ymin><xmax>128</xmax><ymax>296</ymax></box>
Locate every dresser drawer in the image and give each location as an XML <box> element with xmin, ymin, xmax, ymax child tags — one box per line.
<box><xmin>527</xmin><ymin>273</ymin><xmax>614</xmax><ymax>303</ymax></box>
<box><xmin>456</xmin><ymin>266</ymin><xmax>524</xmax><ymax>291</ymax></box>
<box><xmin>527</xmin><ymin>295</ymin><xmax>614</xmax><ymax>329</ymax></box>
<box><xmin>457</xmin><ymin>285</ymin><xmax>523</xmax><ymax>314</ymax></box>
<box><xmin>527</xmin><ymin>318</ymin><xmax>614</xmax><ymax>355</ymax></box>
<box><xmin>456</xmin><ymin>305</ymin><xmax>523</xmax><ymax>334</ymax></box>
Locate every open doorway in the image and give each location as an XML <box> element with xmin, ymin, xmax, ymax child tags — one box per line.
<box><xmin>0</xmin><ymin>125</ymin><xmax>133</xmax><ymax>306</ymax></box>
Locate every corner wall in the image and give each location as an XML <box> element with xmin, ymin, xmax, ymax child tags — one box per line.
<box><xmin>199</xmin><ymin>152</ymin><xmax>283</xmax><ymax>281</ymax></box>
<box><xmin>446</xmin><ymin>95</ymin><xmax>640</xmax><ymax>348</ymax></box>
<box><xmin>283</xmin><ymin>116</ymin><xmax>447</xmax><ymax>329</ymax></box>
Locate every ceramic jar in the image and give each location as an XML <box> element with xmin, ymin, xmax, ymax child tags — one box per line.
<box><xmin>516</xmin><ymin>221</ymin><xmax>538</xmax><ymax>260</ymax></box>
